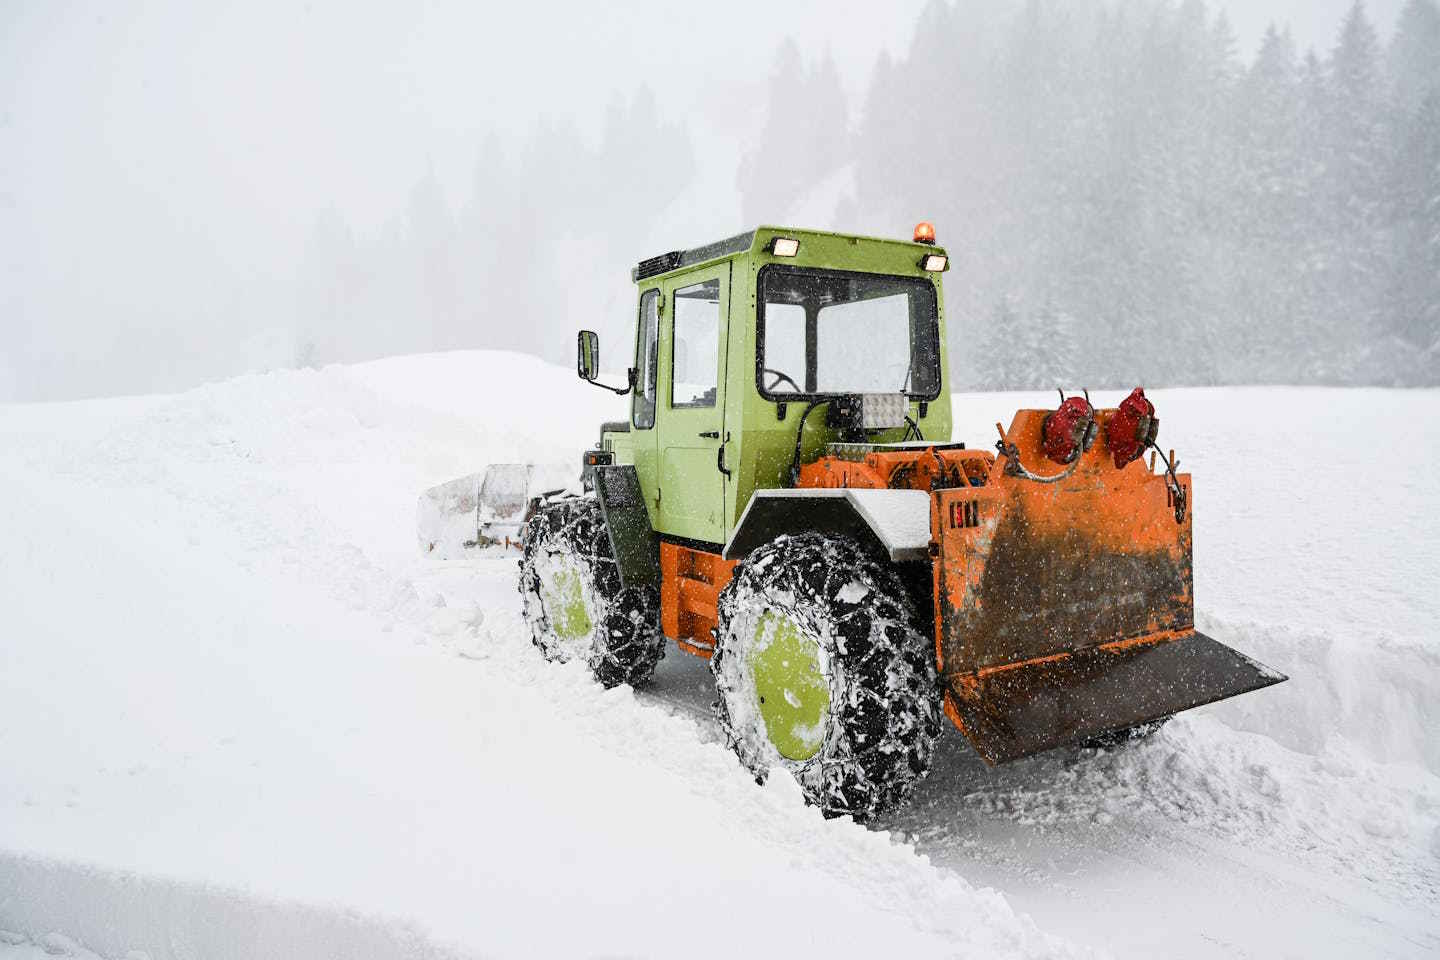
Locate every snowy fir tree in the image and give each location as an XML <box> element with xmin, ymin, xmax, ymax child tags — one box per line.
<box><xmin>840</xmin><ymin>0</ymin><xmax>1440</xmax><ymax>388</ymax></box>
<box><xmin>288</xmin><ymin>0</ymin><xmax>1440</xmax><ymax>388</ymax></box>
<box><xmin>737</xmin><ymin>40</ymin><xmax>849</xmax><ymax>226</ymax></box>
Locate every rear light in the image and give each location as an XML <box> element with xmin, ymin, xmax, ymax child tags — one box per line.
<box><xmin>913</xmin><ymin>221</ymin><xmax>937</xmax><ymax>244</ymax></box>
<box><xmin>920</xmin><ymin>253</ymin><xmax>948</xmax><ymax>272</ymax></box>
<box><xmin>1107</xmin><ymin>387</ymin><xmax>1159</xmax><ymax>468</ymax></box>
<box><xmin>771</xmin><ymin>237</ymin><xmax>800</xmax><ymax>256</ymax></box>
<box><xmin>1042</xmin><ymin>395</ymin><xmax>1097</xmax><ymax>464</ymax></box>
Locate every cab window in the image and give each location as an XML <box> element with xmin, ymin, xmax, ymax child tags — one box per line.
<box><xmin>757</xmin><ymin>266</ymin><xmax>940</xmax><ymax>399</ymax></box>
<box><xmin>671</xmin><ymin>279</ymin><xmax>720</xmax><ymax>408</ymax></box>
<box><xmin>632</xmin><ymin>289</ymin><xmax>660</xmax><ymax>428</ymax></box>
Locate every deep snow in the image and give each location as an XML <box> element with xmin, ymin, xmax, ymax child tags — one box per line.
<box><xmin>1</xmin><ymin>351</ymin><xmax>1436</xmax><ymax>958</ymax></box>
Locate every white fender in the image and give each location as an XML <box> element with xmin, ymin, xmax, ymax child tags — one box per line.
<box><xmin>721</xmin><ymin>488</ymin><xmax>932</xmax><ymax>562</ymax></box>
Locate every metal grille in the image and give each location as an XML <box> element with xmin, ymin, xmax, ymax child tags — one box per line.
<box><xmin>949</xmin><ymin>500</ymin><xmax>981</xmax><ymax>529</ymax></box>
<box><xmin>633</xmin><ymin>251</ymin><xmax>683</xmax><ymax>280</ymax></box>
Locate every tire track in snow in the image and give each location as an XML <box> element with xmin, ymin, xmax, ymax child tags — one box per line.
<box><xmin>1</xmin><ymin>368</ymin><xmax>1088</xmax><ymax>960</ymax></box>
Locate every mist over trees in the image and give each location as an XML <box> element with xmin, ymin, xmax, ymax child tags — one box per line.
<box><xmin>294</xmin><ymin>88</ymin><xmax>694</xmax><ymax>368</ymax></box>
<box><xmin>290</xmin><ymin>0</ymin><xmax>1438</xmax><ymax>392</ymax></box>
<box><xmin>737</xmin><ymin>40</ymin><xmax>850</xmax><ymax>226</ymax></box>
<box><xmin>796</xmin><ymin>0</ymin><xmax>1440</xmax><ymax>388</ymax></box>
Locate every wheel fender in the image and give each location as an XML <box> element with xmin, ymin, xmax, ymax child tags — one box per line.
<box><xmin>721</xmin><ymin>489</ymin><xmax>932</xmax><ymax>563</ymax></box>
<box><xmin>593</xmin><ymin>465</ymin><xmax>660</xmax><ymax>589</ymax></box>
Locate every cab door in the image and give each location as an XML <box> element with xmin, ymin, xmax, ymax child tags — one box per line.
<box><xmin>657</xmin><ymin>264</ymin><xmax>730</xmax><ymax>544</ymax></box>
<box><xmin>628</xmin><ymin>286</ymin><xmax>662</xmax><ymax>523</ymax></box>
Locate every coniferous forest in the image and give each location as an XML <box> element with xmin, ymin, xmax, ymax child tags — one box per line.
<box><xmin>294</xmin><ymin>0</ymin><xmax>1439</xmax><ymax>392</ymax></box>
<box><xmin>743</xmin><ymin>0</ymin><xmax>1440</xmax><ymax>388</ymax></box>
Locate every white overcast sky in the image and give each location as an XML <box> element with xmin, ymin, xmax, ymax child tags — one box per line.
<box><xmin>0</xmin><ymin>0</ymin><xmax>1410</xmax><ymax>399</ymax></box>
<box><xmin>1</xmin><ymin>0</ymin><xmax>1405</xmax><ymax>232</ymax></box>
<box><xmin>1</xmin><ymin>1</ymin><xmax>921</xmax><ymax>241</ymax></box>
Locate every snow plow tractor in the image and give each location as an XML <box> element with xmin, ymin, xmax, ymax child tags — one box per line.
<box><xmin>518</xmin><ymin>224</ymin><xmax>1286</xmax><ymax>820</ymax></box>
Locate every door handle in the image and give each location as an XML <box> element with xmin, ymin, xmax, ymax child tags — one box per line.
<box><xmin>717</xmin><ymin>444</ymin><xmax>732</xmax><ymax>478</ymax></box>
<box><xmin>698</xmin><ymin>430</ymin><xmax>720</xmax><ymax>439</ymax></box>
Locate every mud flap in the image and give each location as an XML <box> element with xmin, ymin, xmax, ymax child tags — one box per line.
<box><xmin>594</xmin><ymin>464</ymin><xmax>660</xmax><ymax>589</ymax></box>
<box><xmin>945</xmin><ymin>631</ymin><xmax>1287</xmax><ymax>764</ymax></box>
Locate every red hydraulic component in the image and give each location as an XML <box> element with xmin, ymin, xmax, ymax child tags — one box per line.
<box><xmin>1108</xmin><ymin>387</ymin><xmax>1159</xmax><ymax>468</ymax></box>
<box><xmin>1041</xmin><ymin>395</ymin><xmax>1097</xmax><ymax>464</ymax></box>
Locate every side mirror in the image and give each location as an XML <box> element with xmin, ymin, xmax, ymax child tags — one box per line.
<box><xmin>577</xmin><ymin>330</ymin><xmax>599</xmax><ymax>382</ymax></box>
<box><xmin>576</xmin><ymin>329</ymin><xmax>633</xmax><ymax>395</ymax></box>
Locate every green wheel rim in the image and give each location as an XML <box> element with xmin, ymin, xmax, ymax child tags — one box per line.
<box><xmin>750</xmin><ymin>610</ymin><xmax>830</xmax><ymax>761</ymax></box>
<box><xmin>543</xmin><ymin>562</ymin><xmax>593</xmax><ymax>644</ymax></box>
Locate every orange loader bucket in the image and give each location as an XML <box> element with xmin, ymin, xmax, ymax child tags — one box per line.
<box><xmin>930</xmin><ymin>405</ymin><xmax>1284</xmax><ymax>763</ymax></box>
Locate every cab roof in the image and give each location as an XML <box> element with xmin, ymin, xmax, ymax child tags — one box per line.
<box><xmin>630</xmin><ymin>226</ymin><xmax>945</xmax><ymax>283</ymax></box>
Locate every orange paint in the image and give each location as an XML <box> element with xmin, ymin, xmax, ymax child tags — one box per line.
<box><xmin>663</xmin><ymin>406</ymin><xmax>1197</xmax><ymax>752</ymax></box>
<box><xmin>792</xmin><ymin>408</ymin><xmax>1194</xmax><ymax>740</ymax></box>
<box><xmin>928</xmin><ymin>408</ymin><xmax>1194</xmax><ymax>679</ymax></box>
<box><xmin>796</xmin><ymin>447</ymin><xmax>993</xmax><ymax>492</ymax></box>
<box><xmin>660</xmin><ymin>541</ymin><xmax>737</xmax><ymax>658</ymax></box>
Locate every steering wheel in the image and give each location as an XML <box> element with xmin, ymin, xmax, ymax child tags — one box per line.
<box><xmin>763</xmin><ymin>367</ymin><xmax>802</xmax><ymax>393</ymax></box>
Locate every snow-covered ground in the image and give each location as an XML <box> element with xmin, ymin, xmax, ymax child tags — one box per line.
<box><xmin>1</xmin><ymin>352</ymin><xmax>1436</xmax><ymax>958</ymax></box>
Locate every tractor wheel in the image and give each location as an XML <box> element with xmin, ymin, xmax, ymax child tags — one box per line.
<box><xmin>712</xmin><ymin>533</ymin><xmax>941</xmax><ymax>821</ymax></box>
<box><xmin>518</xmin><ymin>497</ymin><xmax>664</xmax><ymax>688</ymax></box>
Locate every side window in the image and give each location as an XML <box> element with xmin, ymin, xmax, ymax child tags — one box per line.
<box><xmin>632</xmin><ymin>290</ymin><xmax>660</xmax><ymax>429</ymax></box>
<box><xmin>761</xmin><ymin>302</ymin><xmax>806</xmax><ymax>393</ymax></box>
<box><xmin>671</xmin><ymin>279</ymin><xmax>720</xmax><ymax>408</ymax></box>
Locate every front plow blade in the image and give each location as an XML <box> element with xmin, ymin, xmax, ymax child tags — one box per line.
<box><xmin>946</xmin><ymin>632</ymin><xmax>1287</xmax><ymax>764</ymax></box>
<box><xmin>417</xmin><ymin>463</ymin><xmax>573</xmax><ymax>557</ymax></box>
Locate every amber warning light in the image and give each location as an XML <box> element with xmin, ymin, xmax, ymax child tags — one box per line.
<box><xmin>913</xmin><ymin>221</ymin><xmax>936</xmax><ymax>244</ymax></box>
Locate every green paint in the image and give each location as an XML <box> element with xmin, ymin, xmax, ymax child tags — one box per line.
<box><xmin>751</xmin><ymin>610</ymin><xmax>830</xmax><ymax>761</ymax></box>
<box><xmin>596</xmin><ymin>226</ymin><xmax>955</xmax><ymax>547</ymax></box>
<box><xmin>653</xmin><ymin>263</ymin><xmax>731</xmax><ymax>545</ymax></box>
<box><xmin>544</xmin><ymin>565</ymin><xmax>592</xmax><ymax>643</ymax></box>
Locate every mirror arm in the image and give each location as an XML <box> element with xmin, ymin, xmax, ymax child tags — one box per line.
<box><xmin>586</xmin><ymin>366</ymin><xmax>634</xmax><ymax>396</ymax></box>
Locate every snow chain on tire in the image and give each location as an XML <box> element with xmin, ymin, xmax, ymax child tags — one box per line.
<box><xmin>712</xmin><ymin>533</ymin><xmax>942</xmax><ymax>821</ymax></box>
<box><xmin>518</xmin><ymin>497</ymin><xmax>665</xmax><ymax>688</ymax></box>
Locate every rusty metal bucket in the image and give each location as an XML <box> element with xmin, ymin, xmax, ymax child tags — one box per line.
<box><xmin>944</xmin><ymin>630</ymin><xmax>1285</xmax><ymax>763</ymax></box>
<box><xmin>930</xmin><ymin>408</ymin><xmax>1285</xmax><ymax>762</ymax></box>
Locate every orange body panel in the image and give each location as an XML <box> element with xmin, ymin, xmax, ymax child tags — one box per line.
<box><xmin>664</xmin><ymin>409</ymin><xmax>1192</xmax><ymax>721</ymax></box>
<box><xmin>659</xmin><ymin>541</ymin><xmax>737</xmax><ymax>658</ymax></box>
<box><xmin>796</xmin><ymin>409</ymin><xmax>1193</xmax><ymax>744</ymax></box>
<box><xmin>796</xmin><ymin>447</ymin><xmax>993</xmax><ymax>492</ymax></box>
<box><xmin>929</xmin><ymin>409</ymin><xmax>1192</xmax><ymax>680</ymax></box>
<box><xmin>652</xmin><ymin>406</ymin><xmax>1278</xmax><ymax>765</ymax></box>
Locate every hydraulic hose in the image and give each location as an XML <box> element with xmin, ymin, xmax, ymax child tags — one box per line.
<box><xmin>994</xmin><ymin>423</ymin><xmax>1082</xmax><ymax>484</ymax></box>
<box><xmin>786</xmin><ymin>399</ymin><xmax>830</xmax><ymax>488</ymax></box>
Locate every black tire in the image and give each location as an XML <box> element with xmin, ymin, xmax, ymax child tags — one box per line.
<box><xmin>1079</xmin><ymin>718</ymin><xmax>1170</xmax><ymax>750</ymax></box>
<box><xmin>518</xmin><ymin>497</ymin><xmax>664</xmax><ymax>688</ymax></box>
<box><xmin>712</xmin><ymin>533</ymin><xmax>941</xmax><ymax>821</ymax></box>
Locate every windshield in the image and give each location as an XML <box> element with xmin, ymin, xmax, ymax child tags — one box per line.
<box><xmin>757</xmin><ymin>266</ymin><xmax>941</xmax><ymax>399</ymax></box>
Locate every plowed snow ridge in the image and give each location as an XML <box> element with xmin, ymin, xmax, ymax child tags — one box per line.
<box><xmin>1</xmin><ymin>352</ymin><xmax>1436</xmax><ymax>958</ymax></box>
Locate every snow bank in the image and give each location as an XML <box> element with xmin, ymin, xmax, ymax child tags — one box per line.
<box><xmin>2</xmin><ymin>358</ymin><xmax>1435</xmax><ymax>958</ymax></box>
<box><xmin>0</xmin><ymin>355</ymin><xmax>1081</xmax><ymax>959</ymax></box>
<box><xmin>955</xmin><ymin>387</ymin><xmax>1440</xmax><ymax>775</ymax></box>
<box><xmin>0</xmin><ymin>854</ymin><xmax>464</xmax><ymax>960</ymax></box>
<box><xmin>942</xmin><ymin>387</ymin><xmax>1440</xmax><ymax>956</ymax></box>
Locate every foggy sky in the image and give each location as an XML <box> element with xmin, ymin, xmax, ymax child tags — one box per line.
<box><xmin>0</xmin><ymin>0</ymin><xmax>1412</xmax><ymax>401</ymax></box>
